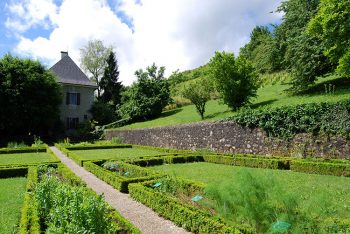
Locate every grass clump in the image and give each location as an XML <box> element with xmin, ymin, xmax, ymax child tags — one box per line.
<box><xmin>0</xmin><ymin>177</ymin><xmax>27</xmax><ymax>234</ymax></box>
<box><xmin>205</xmin><ymin>169</ymin><xmax>317</xmax><ymax>233</ymax></box>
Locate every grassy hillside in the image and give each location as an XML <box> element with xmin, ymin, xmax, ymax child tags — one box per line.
<box><xmin>114</xmin><ymin>73</ymin><xmax>350</xmax><ymax>130</ymax></box>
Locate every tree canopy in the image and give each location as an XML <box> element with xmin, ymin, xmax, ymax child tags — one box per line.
<box><xmin>209</xmin><ymin>51</ymin><xmax>258</xmax><ymax>110</ymax></box>
<box><xmin>308</xmin><ymin>0</ymin><xmax>350</xmax><ymax>77</ymax></box>
<box><xmin>100</xmin><ymin>51</ymin><xmax>123</xmax><ymax>106</ymax></box>
<box><xmin>0</xmin><ymin>54</ymin><xmax>62</xmax><ymax>136</ymax></box>
<box><xmin>119</xmin><ymin>63</ymin><xmax>171</xmax><ymax>120</ymax></box>
<box><xmin>80</xmin><ymin>40</ymin><xmax>112</xmax><ymax>98</ymax></box>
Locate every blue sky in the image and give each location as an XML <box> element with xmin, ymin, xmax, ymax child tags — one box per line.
<box><xmin>1</xmin><ymin>0</ymin><xmax>282</xmax><ymax>84</ymax></box>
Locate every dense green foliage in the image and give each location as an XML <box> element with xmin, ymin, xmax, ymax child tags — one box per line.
<box><xmin>206</xmin><ymin>169</ymin><xmax>305</xmax><ymax>233</ymax></box>
<box><xmin>100</xmin><ymin>51</ymin><xmax>123</xmax><ymax>106</ymax></box>
<box><xmin>0</xmin><ymin>54</ymin><xmax>62</xmax><ymax>136</ymax></box>
<box><xmin>275</xmin><ymin>0</ymin><xmax>332</xmax><ymax>90</ymax></box>
<box><xmin>36</xmin><ymin>173</ymin><xmax>116</xmax><ymax>233</ymax></box>
<box><xmin>182</xmin><ymin>78</ymin><xmax>212</xmax><ymax>119</ymax></box>
<box><xmin>119</xmin><ymin>63</ymin><xmax>171</xmax><ymax>120</ymax></box>
<box><xmin>209</xmin><ymin>51</ymin><xmax>258</xmax><ymax>110</ymax></box>
<box><xmin>308</xmin><ymin>0</ymin><xmax>350</xmax><ymax>77</ymax></box>
<box><xmin>89</xmin><ymin>100</ymin><xmax>117</xmax><ymax>125</ymax></box>
<box><xmin>240</xmin><ymin>26</ymin><xmax>281</xmax><ymax>74</ymax></box>
<box><xmin>230</xmin><ymin>101</ymin><xmax>350</xmax><ymax>139</ymax></box>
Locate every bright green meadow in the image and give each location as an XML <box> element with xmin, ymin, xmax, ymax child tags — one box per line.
<box><xmin>115</xmin><ymin>75</ymin><xmax>350</xmax><ymax>130</ymax></box>
<box><xmin>0</xmin><ymin>177</ymin><xmax>27</xmax><ymax>234</ymax></box>
<box><xmin>0</xmin><ymin>152</ymin><xmax>58</xmax><ymax>166</ymax></box>
<box><xmin>151</xmin><ymin>162</ymin><xmax>350</xmax><ymax>219</ymax></box>
<box><xmin>73</xmin><ymin>147</ymin><xmax>169</xmax><ymax>161</ymax></box>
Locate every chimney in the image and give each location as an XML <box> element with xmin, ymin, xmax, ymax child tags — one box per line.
<box><xmin>61</xmin><ymin>51</ymin><xmax>68</xmax><ymax>59</ymax></box>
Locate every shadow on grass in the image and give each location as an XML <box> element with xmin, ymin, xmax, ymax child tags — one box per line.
<box><xmin>159</xmin><ymin>108</ymin><xmax>183</xmax><ymax>118</ymax></box>
<box><xmin>250</xmin><ymin>99</ymin><xmax>278</xmax><ymax>109</ymax></box>
<box><xmin>299</xmin><ymin>77</ymin><xmax>350</xmax><ymax>96</ymax></box>
<box><xmin>204</xmin><ymin>109</ymin><xmax>232</xmax><ymax>119</ymax></box>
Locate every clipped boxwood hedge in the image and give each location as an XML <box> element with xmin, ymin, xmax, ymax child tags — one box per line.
<box><xmin>290</xmin><ymin>160</ymin><xmax>350</xmax><ymax>177</ymax></box>
<box><xmin>65</xmin><ymin>144</ymin><xmax>132</xmax><ymax>151</ymax></box>
<box><xmin>0</xmin><ymin>146</ymin><xmax>47</xmax><ymax>154</ymax></box>
<box><xmin>0</xmin><ymin>167</ymin><xmax>28</xmax><ymax>178</ymax></box>
<box><xmin>129</xmin><ymin>180</ymin><xmax>247</xmax><ymax>234</ymax></box>
<box><xmin>84</xmin><ymin>161</ymin><xmax>161</xmax><ymax>193</ymax></box>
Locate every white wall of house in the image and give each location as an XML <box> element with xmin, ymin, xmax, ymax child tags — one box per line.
<box><xmin>59</xmin><ymin>84</ymin><xmax>95</xmax><ymax>129</ymax></box>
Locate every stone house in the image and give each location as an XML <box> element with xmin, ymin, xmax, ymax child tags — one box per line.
<box><xmin>50</xmin><ymin>51</ymin><xmax>96</xmax><ymax>130</ymax></box>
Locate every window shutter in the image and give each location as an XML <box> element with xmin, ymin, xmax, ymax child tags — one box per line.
<box><xmin>77</xmin><ymin>93</ymin><xmax>80</xmax><ymax>105</ymax></box>
<box><xmin>66</xmin><ymin>92</ymin><xmax>69</xmax><ymax>105</ymax></box>
<box><xmin>66</xmin><ymin>118</ymin><xmax>70</xmax><ymax>129</ymax></box>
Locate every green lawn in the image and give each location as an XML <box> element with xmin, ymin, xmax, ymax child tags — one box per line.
<box><xmin>151</xmin><ymin>162</ymin><xmax>350</xmax><ymax>218</ymax></box>
<box><xmin>73</xmin><ymin>147</ymin><xmax>169</xmax><ymax>161</ymax></box>
<box><xmin>0</xmin><ymin>152</ymin><xmax>58</xmax><ymax>166</ymax></box>
<box><xmin>114</xmin><ymin>75</ymin><xmax>350</xmax><ymax>130</ymax></box>
<box><xmin>0</xmin><ymin>177</ymin><xmax>27</xmax><ymax>233</ymax></box>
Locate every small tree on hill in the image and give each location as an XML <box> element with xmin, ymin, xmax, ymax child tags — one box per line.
<box><xmin>182</xmin><ymin>79</ymin><xmax>212</xmax><ymax>119</ymax></box>
<box><xmin>209</xmin><ymin>51</ymin><xmax>258</xmax><ymax>110</ymax></box>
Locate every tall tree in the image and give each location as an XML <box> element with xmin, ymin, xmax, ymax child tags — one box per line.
<box><xmin>100</xmin><ymin>51</ymin><xmax>123</xmax><ymax>106</ymax></box>
<box><xmin>276</xmin><ymin>0</ymin><xmax>332</xmax><ymax>91</ymax></box>
<box><xmin>0</xmin><ymin>54</ymin><xmax>62</xmax><ymax>136</ymax></box>
<box><xmin>80</xmin><ymin>40</ymin><xmax>112</xmax><ymax>98</ymax></box>
<box><xmin>240</xmin><ymin>26</ymin><xmax>281</xmax><ymax>74</ymax></box>
<box><xmin>308</xmin><ymin>0</ymin><xmax>350</xmax><ymax>77</ymax></box>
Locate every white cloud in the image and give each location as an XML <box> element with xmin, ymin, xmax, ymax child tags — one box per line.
<box><xmin>6</xmin><ymin>0</ymin><xmax>282</xmax><ymax>85</ymax></box>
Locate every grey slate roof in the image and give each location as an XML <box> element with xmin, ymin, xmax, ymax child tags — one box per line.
<box><xmin>50</xmin><ymin>55</ymin><xmax>97</xmax><ymax>87</ymax></box>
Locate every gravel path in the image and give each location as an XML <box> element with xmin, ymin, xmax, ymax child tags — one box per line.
<box><xmin>50</xmin><ymin>146</ymin><xmax>190</xmax><ymax>234</ymax></box>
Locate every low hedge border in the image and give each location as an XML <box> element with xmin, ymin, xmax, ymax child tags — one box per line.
<box><xmin>126</xmin><ymin>154</ymin><xmax>290</xmax><ymax>170</ymax></box>
<box><xmin>128</xmin><ymin>180</ymin><xmax>247</xmax><ymax>234</ymax></box>
<box><xmin>84</xmin><ymin>161</ymin><xmax>161</xmax><ymax>193</ymax></box>
<box><xmin>290</xmin><ymin>160</ymin><xmax>350</xmax><ymax>177</ymax></box>
<box><xmin>18</xmin><ymin>166</ymin><xmax>40</xmax><ymax>234</ymax></box>
<box><xmin>132</xmin><ymin>144</ymin><xmax>194</xmax><ymax>154</ymax></box>
<box><xmin>128</xmin><ymin>153</ymin><xmax>350</xmax><ymax>178</ymax></box>
<box><xmin>0</xmin><ymin>167</ymin><xmax>28</xmax><ymax>178</ymax></box>
<box><xmin>203</xmin><ymin>155</ymin><xmax>290</xmax><ymax>170</ymax></box>
<box><xmin>0</xmin><ymin>147</ymin><xmax>60</xmax><ymax>168</ymax></box>
<box><xmin>65</xmin><ymin>144</ymin><xmax>132</xmax><ymax>151</ymax></box>
<box><xmin>0</xmin><ymin>146</ymin><xmax>47</xmax><ymax>154</ymax></box>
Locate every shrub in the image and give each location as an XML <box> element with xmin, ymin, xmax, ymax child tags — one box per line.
<box><xmin>230</xmin><ymin>101</ymin><xmax>350</xmax><ymax>139</ymax></box>
<box><xmin>119</xmin><ymin>63</ymin><xmax>171</xmax><ymax>121</ymax></box>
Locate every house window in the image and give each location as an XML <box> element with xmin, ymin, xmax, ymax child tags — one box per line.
<box><xmin>66</xmin><ymin>92</ymin><xmax>80</xmax><ymax>105</ymax></box>
<box><xmin>84</xmin><ymin>115</ymin><xmax>88</xmax><ymax>121</ymax></box>
<box><xmin>66</xmin><ymin>117</ymin><xmax>79</xmax><ymax>129</ymax></box>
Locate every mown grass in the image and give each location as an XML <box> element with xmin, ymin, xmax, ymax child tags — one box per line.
<box><xmin>73</xmin><ymin>148</ymin><xmax>169</xmax><ymax>161</ymax></box>
<box><xmin>0</xmin><ymin>152</ymin><xmax>58</xmax><ymax>166</ymax></box>
<box><xmin>151</xmin><ymin>162</ymin><xmax>350</xmax><ymax>219</ymax></box>
<box><xmin>0</xmin><ymin>177</ymin><xmax>27</xmax><ymax>233</ymax></box>
<box><xmin>114</xmin><ymin>74</ymin><xmax>350</xmax><ymax>130</ymax></box>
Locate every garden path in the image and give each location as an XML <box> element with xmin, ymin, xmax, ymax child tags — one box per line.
<box><xmin>50</xmin><ymin>146</ymin><xmax>190</xmax><ymax>234</ymax></box>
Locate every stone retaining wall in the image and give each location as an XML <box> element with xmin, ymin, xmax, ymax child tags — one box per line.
<box><xmin>105</xmin><ymin>121</ymin><xmax>350</xmax><ymax>159</ymax></box>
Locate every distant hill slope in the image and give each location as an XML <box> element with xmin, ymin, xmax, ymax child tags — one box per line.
<box><xmin>113</xmin><ymin>72</ymin><xmax>350</xmax><ymax>130</ymax></box>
